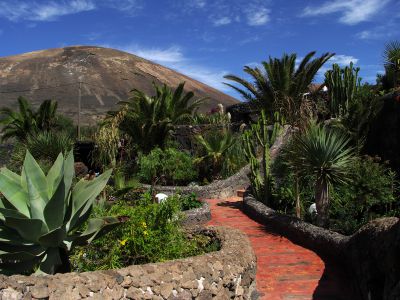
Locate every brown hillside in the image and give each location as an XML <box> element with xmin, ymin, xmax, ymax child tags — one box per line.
<box><xmin>0</xmin><ymin>46</ymin><xmax>239</xmax><ymax>124</ymax></box>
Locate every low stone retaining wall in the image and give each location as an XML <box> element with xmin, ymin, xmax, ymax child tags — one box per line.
<box><xmin>182</xmin><ymin>201</ymin><xmax>211</xmax><ymax>226</ymax></box>
<box><xmin>243</xmin><ymin>194</ymin><xmax>400</xmax><ymax>300</ymax></box>
<box><xmin>0</xmin><ymin>226</ymin><xmax>257</xmax><ymax>300</ymax></box>
<box><xmin>143</xmin><ymin>164</ymin><xmax>251</xmax><ymax>199</ymax></box>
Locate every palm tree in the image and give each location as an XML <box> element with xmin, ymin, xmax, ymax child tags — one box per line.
<box><xmin>379</xmin><ymin>40</ymin><xmax>400</xmax><ymax>90</ymax></box>
<box><xmin>195</xmin><ymin>129</ymin><xmax>236</xmax><ymax>178</ymax></box>
<box><xmin>224</xmin><ymin>51</ymin><xmax>334</xmax><ymax>125</ymax></box>
<box><xmin>0</xmin><ymin>97</ymin><xmax>36</xmax><ymax>141</ymax></box>
<box><xmin>117</xmin><ymin>82</ymin><xmax>204</xmax><ymax>153</ymax></box>
<box><xmin>286</xmin><ymin>121</ymin><xmax>355</xmax><ymax>227</ymax></box>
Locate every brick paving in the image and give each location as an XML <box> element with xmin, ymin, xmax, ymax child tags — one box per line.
<box><xmin>206</xmin><ymin>197</ymin><xmax>356</xmax><ymax>300</ymax></box>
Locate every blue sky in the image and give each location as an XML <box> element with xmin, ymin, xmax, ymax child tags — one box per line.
<box><xmin>0</xmin><ymin>0</ymin><xmax>399</xmax><ymax>98</ymax></box>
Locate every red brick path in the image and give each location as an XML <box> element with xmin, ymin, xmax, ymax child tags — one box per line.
<box><xmin>206</xmin><ymin>197</ymin><xmax>356</xmax><ymax>300</ymax></box>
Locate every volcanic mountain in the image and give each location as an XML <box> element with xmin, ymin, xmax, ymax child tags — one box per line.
<box><xmin>0</xmin><ymin>46</ymin><xmax>239</xmax><ymax>124</ymax></box>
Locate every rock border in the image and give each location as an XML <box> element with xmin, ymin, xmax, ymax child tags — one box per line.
<box><xmin>243</xmin><ymin>193</ymin><xmax>400</xmax><ymax>300</ymax></box>
<box><xmin>181</xmin><ymin>201</ymin><xmax>211</xmax><ymax>226</ymax></box>
<box><xmin>143</xmin><ymin>164</ymin><xmax>251</xmax><ymax>199</ymax></box>
<box><xmin>0</xmin><ymin>226</ymin><xmax>257</xmax><ymax>300</ymax></box>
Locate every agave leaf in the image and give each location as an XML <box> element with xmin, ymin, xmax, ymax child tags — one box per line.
<box><xmin>0</xmin><ymin>207</ymin><xmax>29</xmax><ymax>220</ymax></box>
<box><xmin>0</xmin><ymin>258</ymin><xmax>41</xmax><ymax>275</ymax></box>
<box><xmin>66</xmin><ymin>199</ymin><xmax>92</xmax><ymax>232</ymax></box>
<box><xmin>0</xmin><ymin>168</ymin><xmax>21</xmax><ymax>185</ymax></box>
<box><xmin>46</xmin><ymin>152</ymin><xmax>64</xmax><ymax>199</ymax></box>
<box><xmin>25</xmin><ymin>174</ymin><xmax>46</xmax><ymax>222</ymax></box>
<box><xmin>63</xmin><ymin>150</ymin><xmax>75</xmax><ymax>193</ymax></box>
<box><xmin>44</xmin><ymin>176</ymin><xmax>66</xmax><ymax>230</ymax></box>
<box><xmin>0</xmin><ymin>226</ymin><xmax>33</xmax><ymax>245</ymax></box>
<box><xmin>0</xmin><ymin>247</ymin><xmax>45</xmax><ymax>260</ymax></box>
<box><xmin>70</xmin><ymin>217</ymin><xmax>120</xmax><ymax>247</ymax></box>
<box><xmin>2</xmin><ymin>215</ymin><xmax>47</xmax><ymax>243</ymax></box>
<box><xmin>71</xmin><ymin>169</ymin><xmax>112</xmax><ymax>218</ymax></box>
<box><xmin>23</xmin><ymin>151</ymin><xmax>48</xmax><ymax>203</ymax></box>
<box><xmin>36</xmin><ymin>247</ymin><xmax>62</xmax><ymax>275</ymax></box>
<box><xmin>0</xmin><ymin>172</ymin><xmax>30</xmax><ymax>217</ymax></box>
<box><xmin>38</xmin><ymin>227</ymin><xmax>67</xmax><ymax>248</ymax></box>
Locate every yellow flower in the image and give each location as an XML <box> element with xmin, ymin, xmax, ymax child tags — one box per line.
<box><xmin>143</xmin><ymin>230</ymin><xmax>148</xmax><ymax>236</ymax></box>
<box><xmin>119</xmin><ymin>239</ymin><xmax>128</xmax><ymax>246</ymax></box>
<box><xmin>141</xmin><ymin>221</ymin><xmax>147</xmax><ymax>228</ymax></box>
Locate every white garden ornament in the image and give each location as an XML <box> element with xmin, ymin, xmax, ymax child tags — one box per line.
<box><xmin>155</xmin><ymin>193</ymin><xmax>168</xmax><ymax>203</ymax></box>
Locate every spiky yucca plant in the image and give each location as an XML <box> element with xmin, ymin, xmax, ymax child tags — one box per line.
<box><xmin>0</xmin><ymin>151</ymin><xmax>120</xmax><ymax>275</ymax></box>
<box><xmin>286</xmin><ymin>121</ymin><xmax>355</xmax><ymax>227</ymax></box>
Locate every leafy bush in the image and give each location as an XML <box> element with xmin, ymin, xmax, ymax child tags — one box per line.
<box><xmin>194</xmin><ymin>128</ymin><xmax>238</xmax><ymax>180</ymax></box>
<box><xmin>138</xmin><ymin>148</ymin><xmax>198</xmax><ymax>185</ymax></box>
<box><xmin>179</xmin><ymin>193</ymin><xmax>203</xmax><ymax>211</ymax></box>
<box><xmin>0</xmin><ymin>151</ymin><xmax>119</xmax><ymax>275</ymax></box>
<box><xmin>9</xmin><ymin>131</ymin><xmax>74</xmax><ymax>173</ymax></box>
<box><xmin>70</xmin><ymin>193</ymin><xmax>219</xmax><ymax>271</ymax></box>
<box><xmin>330</xmin><ymin>156</ymin><xmax>399</xmax><ymax>235</ymax></box>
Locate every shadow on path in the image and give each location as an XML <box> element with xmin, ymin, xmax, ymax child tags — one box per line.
<box><xmin>207</xmin><ymin>198</ymin><xmax>360</xmax><ymax>300</ymax></box>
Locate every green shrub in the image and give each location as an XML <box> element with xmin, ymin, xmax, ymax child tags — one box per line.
<box><xmin>138</xmin><ymin>148</ymin><xmax>198</xmax><ymax>185</ymax></box>
<box><xmin>9</xmin><ymin>131</ymin><xmax>74</xmax><ymax>173</ymax></box>
<box><xmin>70</xmin><ymin>193</ymin><xmax>218</xmax><ymax>271</ymax></box>
<box><xmin>179</xmin><ymin>193</ymin><xmax>203</xmax><ymax>211</ymax></box>
<box><xmin>330</xmin><ymin>156</ymin><xmax>399</xmax><ymax>235</ymax></box>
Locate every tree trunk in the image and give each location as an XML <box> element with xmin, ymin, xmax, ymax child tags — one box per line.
<box><xmin>295</xmin><ymin>174</ymin><xmax>301</xmax><ymax>218</ymax></box>
<box><xmin>315</xmin><ymin>177</ymin><xmax>330</xmax><ymax>228</ymax></box>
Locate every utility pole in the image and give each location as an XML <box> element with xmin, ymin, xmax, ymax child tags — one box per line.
<box><xmin>78</xmin><ymin>81</ymin><xmax>82</xmax><ymax>140</ymax></box>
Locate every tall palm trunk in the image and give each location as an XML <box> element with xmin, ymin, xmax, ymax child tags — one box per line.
<box><xmin>315</xmin><ymin>177</ymin><xmax>330</xmax><ymax>228</ymax></box>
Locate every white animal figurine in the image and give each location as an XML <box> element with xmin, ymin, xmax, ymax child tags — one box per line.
<box><xmin>308</xmin><ymin>203</ymin><xmax>317</xmax><ymax>215</ymax></box>
<box><xmin>155</xmin><ymin>193</ymin><xmax>168</xmax><ymax>203</ymax></box>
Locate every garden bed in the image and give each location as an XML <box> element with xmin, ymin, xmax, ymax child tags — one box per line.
<box><xmin>243</xmin><ymin>193</ymin><xmax>400</xmax><ymax>300</ymax></box>
<box><xmin>0</xmin><ymin>226</ymin><xmax>257</xmax><ymax>300</ymax></box>
<box><xmin>142</xmin><ymin>163</ymin><xmax>251</xmax><ymax>199</ymax></box>
<box><xmin>181</xmin><ymin>201</ymin><xmax>212</xmax><ymax>226</ymax></box>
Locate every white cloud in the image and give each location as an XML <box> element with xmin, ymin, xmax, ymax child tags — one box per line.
<box><xmin>0</xmin><ymin>0</ymin><xmax>96</xmax><ymax>22</ymax></box>
<box><xmin>356</xmin><ymin>22</ymin><xmax>398</xmax><ymax>40</ymax></box>
<box><xmin>109</xmin><ymin>44</ymin><xmax>230</xmax><ymax>91</ymax></box>
<box><xmin>246</xmin><ymin>7</ymin><xmax>270</xmax><ymax>26</ymax></box>
<box><xmin>329</xmin><ymin>55</ymin><xmax>359</xmax><ymax>65</ymax></box>
<box><xmin>102</xmin><ymin>0</ymin><xmax>142</xmax><ymax>12</ymax></box>
<box><xmin>213</xmin><ymin>16</ymin><xmax>231</xmax><ymax>26</ymax></box>
<box><xmin>0</xmin><ymin>0</ymin><xmax>143</xmax><ymax>22</ymax></box>
<box><xmin>302</xmin><ymin>0</ymin><xmax>391</xmax><ymax>25</ymax></box>
<box><xmin>120</xmin><ymin>45</ymin><xmax>185</xmax><ymax>64</ymax></box>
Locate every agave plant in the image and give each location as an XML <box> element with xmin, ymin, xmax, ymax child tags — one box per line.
<box><xmin>0</xmin><ymin>151</ymin><xmax>120</xmax><ymax>275</ymax></box>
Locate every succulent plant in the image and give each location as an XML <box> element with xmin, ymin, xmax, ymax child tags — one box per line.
<box><xmin>0</xmin><ymin>151</ymin><xmax>120</xmax><ymax>275</ymax></box>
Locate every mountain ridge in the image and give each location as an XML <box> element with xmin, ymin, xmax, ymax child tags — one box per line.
<box><xmin>0</xmin><ymin>45</ymin><xmax>239</xmax><ymax>124</ymax></box>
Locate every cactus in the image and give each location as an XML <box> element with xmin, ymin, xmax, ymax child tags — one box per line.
<box><xmin>243</xmin><ymin>110</ymin><xmax>282</xmax><ymax>204</ymax></box>
<box><xmin>324</xmin><ymin>62</ymin><xmax>361</xmax><ymax>118</ymax></box>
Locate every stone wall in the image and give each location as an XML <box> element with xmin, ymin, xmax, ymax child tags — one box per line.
<box><xmin>0</xmin><ymin>226</ymin><xmax>257</xmax><ymax>300</ymax></box>
<box><xmin>243</xmin><ymin>194</ymin><xmax>400</xmax><ymax>300</ymax></box>
<box><xmin>181</xmin><ymin>201</ymin><xmax>211</xmax><ymax>227</ymax></box>
<box><xmin>143</xmin><ymin>164</ymin><xmax>251</xmax><ymax>199</ymax></box>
